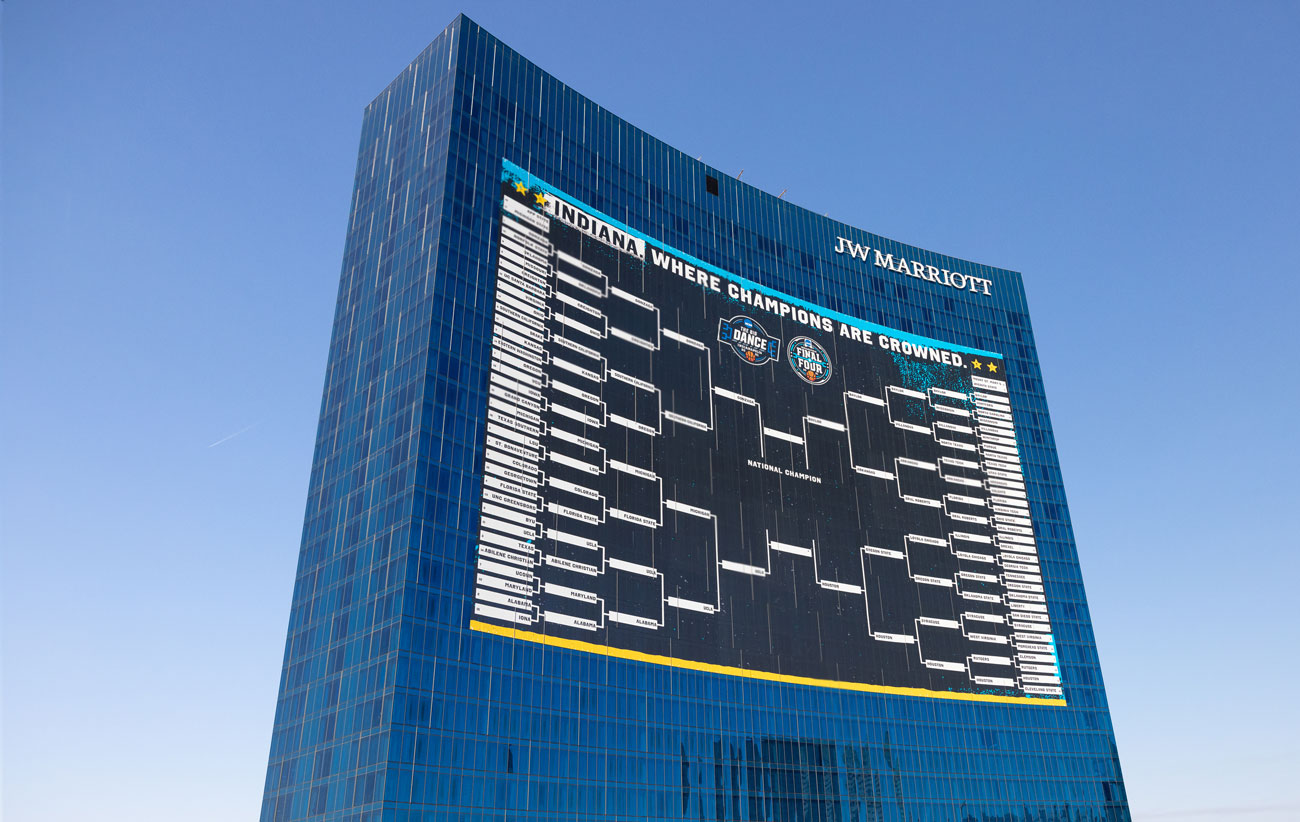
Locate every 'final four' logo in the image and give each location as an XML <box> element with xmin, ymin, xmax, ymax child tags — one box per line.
<box><xmin>718</xmin><ymin>316</ymin><xmax>780</xmax><ymax>365</ymax></box>
<box><xmin>787</xmin><ymin>337</ymin><xmax>832</xmax><ymax>385</ymax></box>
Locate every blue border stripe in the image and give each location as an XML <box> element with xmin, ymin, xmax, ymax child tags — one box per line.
<box><xmin>502</xmin><ymin>159</ymin><xmax>1002</xmax><ymax>360</ymax></box>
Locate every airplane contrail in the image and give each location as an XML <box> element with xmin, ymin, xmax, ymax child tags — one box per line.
<box><xmin>208</xmin><ymin>421</ymin><xmax>260</xmax><ymax>448</ymax></box>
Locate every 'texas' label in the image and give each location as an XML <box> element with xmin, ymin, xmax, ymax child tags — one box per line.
<box><xmin>719</xmin><ymin>316</ymin><xmax>780</xmax><ymax>365</ymax></box>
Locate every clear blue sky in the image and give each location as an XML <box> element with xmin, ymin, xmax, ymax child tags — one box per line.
<box><xmin>4</xmin><ymin>2</ymin><xmax>1298</xmax><ymax>820</ymax></box>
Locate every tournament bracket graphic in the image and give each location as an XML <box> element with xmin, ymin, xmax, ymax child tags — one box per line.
<box><xmin>470</xmin><ymin>160</ymin><xmax>1064</xmax><ymax>705</ymax></box>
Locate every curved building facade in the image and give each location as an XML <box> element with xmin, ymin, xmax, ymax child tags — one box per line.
<box><xmin>261</xmin><ymin>15</ymin><xmax>1129</xmax><ymax>821</ymax></box>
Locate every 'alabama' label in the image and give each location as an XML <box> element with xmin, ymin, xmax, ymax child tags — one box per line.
<box><xmin>719</xmin><ymin>316</ymin><xmax>780</xmax><ymax>365</ymax></box>
<box><xmin>788</xmin><ymin>336</ymin><xmax>832</xmax><ymax>385</ymax></box>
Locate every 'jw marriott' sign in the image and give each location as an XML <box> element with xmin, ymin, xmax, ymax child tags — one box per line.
<box><xmin>834</xmin><ymin>236</ymin><xmax>994</xmax><ymax>297</ymax></box>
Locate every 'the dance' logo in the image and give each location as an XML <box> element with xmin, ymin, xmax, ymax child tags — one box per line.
<box><xmin>718</xmin><ymin>316</ymin><xmax>780</xmax><ymax>365</ymax></box>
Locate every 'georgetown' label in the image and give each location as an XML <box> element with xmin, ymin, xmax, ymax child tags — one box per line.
<box><xmin>788</xmin><ymin>336</ymin><xmax>832</xmax><ymax>385</ymax></box>
<box><xmin>719</xmin><ymin>316</ymin><xmax>780</xmax><ymax>365</ymax></box>
<box><xmin>833</xmin><ymin>236</ymin><xmax>994</xmax><ymax>297</ymax></box>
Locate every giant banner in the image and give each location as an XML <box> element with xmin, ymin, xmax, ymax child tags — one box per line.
<box><xmin>470</xmin><ymin>160</ymin><xmax>1063</xmax><ymax>704</ymax></box>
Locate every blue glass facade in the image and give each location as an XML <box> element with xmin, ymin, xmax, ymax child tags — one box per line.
<box><xmin>261</xmin><ymin>15</ymin><xmax>1128</xmax><ymax>821</ymax></box>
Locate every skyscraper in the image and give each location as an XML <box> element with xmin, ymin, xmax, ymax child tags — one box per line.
<box><xmin>261</xmin><ymin>15</ymin><xmax>1128</xmax><ymax>821</ymax></box>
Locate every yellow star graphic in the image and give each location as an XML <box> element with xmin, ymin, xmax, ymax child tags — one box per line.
<box><xmin>534</xmin><ymin>192</ymin><xmax>546</xmax><ymax>206</ymax></box>
<box><xmin>514</xmin><ymin>181</ymin><xmax>527</xmax><ymax>195</ymax></box>
<box><xmin>972</xmin><ymin>360</ymin><xmax>983</xmax><ymax>370</ymax></box>
<box><xmin>987</xmin><ymin>362</ymin><xmax>998</xmax><ymax>373</ymax></box>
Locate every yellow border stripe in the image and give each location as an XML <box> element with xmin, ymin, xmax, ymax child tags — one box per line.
<box><xmin>470</xmin><ymin>620</ymin><xmax>1066</xmax><ymax>707</ymax></box>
